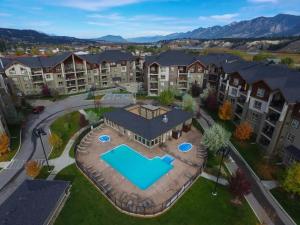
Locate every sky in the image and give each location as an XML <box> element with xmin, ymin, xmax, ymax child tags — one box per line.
<box><xmin>0</xmin><ymin>0</ymin><xmax>299</xmax><ymax>39</ymax></box>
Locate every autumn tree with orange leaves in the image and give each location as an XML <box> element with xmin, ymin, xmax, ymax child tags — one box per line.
<box><xmin>25</xmin><ymin>160</ymin><xmax>41</xmax><ymax>178</ymax></box>
<box><xmin>0</xmin><ymin>133</ymin><xmax>9</xmax><ymax>155</ymax></box>
<box><xmin>234</xmin><ymin>122</ymin><xmax>253</xmax><ymax>142</ymax></box>
<box><xmin>234</xmin><ymin>122</ymin><xmax>253</xmax><ymax>141</ymax></box>
<box><xmin>218</xmin><ymin>100</ymin><xmax>232</xmax><ymax>121</ymax></box>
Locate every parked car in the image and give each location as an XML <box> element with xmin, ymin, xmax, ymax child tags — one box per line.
<box><xmin>32</xmin><ymin>106</ymin><xmax>45</xmax><ymax>114</ymax></box>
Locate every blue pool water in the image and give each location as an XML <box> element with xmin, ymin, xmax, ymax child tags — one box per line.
<box><xmin>178</xmin><ymin>143</ymin><xmax>193</xmax><ymax>152</ymax></box>
<box><xmin>99</xmin><ymin>135</ymin><xmax>110</xmax><ymax>143</ymax></box>
<box><xmin>100</xmin><ymin>145</ymin><xmax>173</xmax><ymax>190</ymax></box>
<box><xmin>162</xmin><ymin>155</ymin><xmax>175</xmax><ymax>164</ymax></box>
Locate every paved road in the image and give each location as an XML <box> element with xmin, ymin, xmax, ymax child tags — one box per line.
<box><xmin>0</xmin><ymin>94</ymin><xmax>96</xmax><ymax>204</ymax></box>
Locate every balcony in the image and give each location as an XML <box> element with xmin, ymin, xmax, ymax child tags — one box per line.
<box><xmin>262</xmin><ymin>123</ymin><xmax>275</xmax><ymax>139</ymax></box>
<box><xmin>77</xmin><ymin>72</ymin><xmax>85</xmax><ymax>79</ymax></box>
<box><xmin>178</xmin><ymin>66</ymin><xmax>187</xmax><ymax>74</ymax></box>
<box><xmin>101</xmin><ymin>68</ymin><xmax>109</xmax><ymax>74</ymax></box>
<box><xmin>259</xmin><ymin>135</ymin><xmax>271</xmax><ymax>147</ymax></box>
<box><xmin>66</xmin><ymin>74</ymin><xmax>76</xmax><ymax>80</ymax></box>
<box><xmin>150</xmin><ymin>76</ymin><xmax>158</xmax><ymax>82</ymax></box>
<box><xmin>32</xmin><ymin>76</ymin><xmax>43</xmax><ymax>82</ymax></box>
<box><xmin>235</xmin><ymin>105</ymin><xmax>243</xmax><ymax>116</ymax></box>
<box><xmin>77</xmin><ymin>81</ymin><xmax>86</xmax><ymax>86</ymax></box>
<box><xmin>75</xmin><ymin>64</ymin><xmax>85</xmax><ymax>71</ymax></box>
<box><xmin>237</xmin><ymin>95</ymin><xmax>247</xmax><ymax>105</ymax></box>
<box><xmin>178</xmin><ymin>75</ymin><xmax>188</xmax><ymax>81</ymax></box>
<box><xmin>66</xmin><ymin>81</ymin><xmax>76</xmax><ymax>87</ymax></box>
<box><xmin>149</xmin><ymin>66</ymin><xmax>159</xmax><ymax>74</ymax></box>
<box><xmin>150</xmin><ymin>84</ymin><xmax>158</xmax><ymax>89</ymax></box>
<box><xmin>64</xmin><ymin>65</ymin><xmax>74</xmax><ymax>73</ymax></box>
<box><xmin>266</xmin><ymin>109</ymin><xmax>280</xmax><ymax>125</ymax></box>
<box><xmin>208</xmin><ymin>74</ymin><xmax>218</xmax><ymax>82</ymax></box>
<box><xmin>269</xmin><ymin>99</ymin><xmax>285</xmax><ymax>112</ymax></box>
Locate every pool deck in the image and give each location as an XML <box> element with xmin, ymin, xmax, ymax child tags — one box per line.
<box><xmin>76</xmin><ymin>125</ymin><xmax>205</xmax><ymax>212</ymax></box>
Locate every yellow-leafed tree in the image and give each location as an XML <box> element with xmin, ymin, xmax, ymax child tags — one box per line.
<box><xmin>0</xmin><ymin>133</ymin><xmax>9</xmax><ymax>155</ymax></box>
<box><xmin>25</xmin><ymin>160</ymin><xmax>41</xmax><ymax>178</ymax></box>
<box><xmin>234</xmin><ymin>122</ymin><xmax>253</xmax><ymax>142</ymax></box>
<box><xmin>218</xmin><ymin>100</ymin><xmax>233</xmax><ymax>121</ymax></box>
<box><xmin>48</xmin><ymin>133</ymin><xmax>63</xmax><ymax>151</ymax></box>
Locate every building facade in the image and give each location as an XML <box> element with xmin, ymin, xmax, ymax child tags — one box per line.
<box><xmin>1</xmin><ymin>50</ymin><xmax>136</xmax><ymax>96</ymax></box>
<box><xmin>217</xmin><ymin>60</ymin><xmax>300</xmax><ymax>164</ymax></box>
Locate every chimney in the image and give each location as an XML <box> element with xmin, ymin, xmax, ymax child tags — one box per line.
<box><xmin>162</xmin><ymin>115</ymin><xmax>168</xmax><ymax>123</ymax></box>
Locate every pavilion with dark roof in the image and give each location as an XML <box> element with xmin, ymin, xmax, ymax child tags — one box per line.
<box><xmin>103</xmin><ymin>104</ymin><xmax>193</xmax><ymax>148</ymax></box>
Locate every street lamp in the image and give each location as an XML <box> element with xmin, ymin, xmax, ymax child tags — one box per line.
<box><xmin>212</xmin><ymin>146</ymin><xmax>230</xmax><ymax>196</ymax></box>
<box><xmin>33</xmin><ymin>127</ymin><xmax>51</xmax><ymax>172</ymax></box>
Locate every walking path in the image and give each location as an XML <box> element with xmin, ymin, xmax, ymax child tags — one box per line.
<box><xmin>197</xmin><ymin>108</ymin><xmax>296</xmax><ymax>225</ymax></box>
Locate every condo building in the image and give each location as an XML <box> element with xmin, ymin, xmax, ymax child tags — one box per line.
<box><xmin>217</xmin><ymin>60</ymin><xmax>300</xmax><ymax>164</ymax></box>
<box><xmin>0</xmin><ymin>50</ymin><xmax>136</xmax><ymax>96</ymax></box>
<box><xmin>144</xmin><ymin>50</ymin><xmax>239</xmax><ymax>96</ymax></box>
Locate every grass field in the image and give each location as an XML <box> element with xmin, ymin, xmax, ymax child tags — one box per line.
<box><xmin>54</xmin><ymin>164</ymin><xmax>257</xmax><ymax>225</ymax></box>
<box><xmin>49</xmin><ymin>107</ymin><xmax>114</xmax><ymax>159</ymax></box>
<box><xmin>271</xmin><ymin>188</ymin><xmax>300</xmax><ymax>225</ymax></box>
<box><xmin>35</xmin><ymin>166</ymin><xmax>55</xmax><ymax>179</ymax></box>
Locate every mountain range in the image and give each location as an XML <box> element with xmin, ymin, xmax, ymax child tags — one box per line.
<box><xmin>0</xmin><ymin>14</ymin><xmax>300</xmax><ymax>45</ymax></box>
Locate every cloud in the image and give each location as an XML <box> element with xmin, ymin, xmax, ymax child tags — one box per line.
<box><xmin>248</xmin><ymin>0</ymin><xmax>278</xmax><ymax>3</ymax></box>
<box><xmin>51</xmin><ymin>0</ymin><xmax>144</xmax><ymax>11</ymax></box>
<box><xmin>198</xmin><ymin>13</ymin><xmax>239</xmax><ymax>23</ymax></box>
<box><xmin>0</xmin><ymin>12</ymin><xmax>11</xmax><ymax>17</ymax></box>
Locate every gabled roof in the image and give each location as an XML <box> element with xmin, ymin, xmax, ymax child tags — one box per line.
<box><xmin>0</xmin><ymin>179</ymin><xmax>70</xmax><ymax>225</ymax></box>
<box><xmin>1</xmin><ymin>50</ymin><xmax>135</xmax><ymax>70</ymax></box>
<box><xmin>104</xmin><ymin>106</ymin><xmax>193</xmax><ymax>140</ymax></box>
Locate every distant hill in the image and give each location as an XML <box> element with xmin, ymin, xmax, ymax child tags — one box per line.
<box><xmin>93</xmin><ymin>35</ymin><xmax>127</xmax><ymax>43</ymax></box>
<box><xmin>0</xmin><ymin>28</ymin><xmax>92</xmax><ymax>44</ymax></box>
<box><xmin>128</xmin><ymin>14</ymin><xmax>300</xmax><ymax>43</ymax></box>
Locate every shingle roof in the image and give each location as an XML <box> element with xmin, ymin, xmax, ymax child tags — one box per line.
<box><xmin>0</xmin><ymin>179</ymin><xmax>70</xmax><ymax>225</ymax></box>
<box><xmin>104</xmin><ymin>107</ymin><xmax>193</xmax><ymax>140</ymax></box>
<box><xmin>2</xmin><ymin>50</ymin><xmax>135</xmax><ymax>69</ymax></box>
<box><xmin>286</xmin><ymin>145</ymin><xmax>300</xmax><ymax>161</ymax></box>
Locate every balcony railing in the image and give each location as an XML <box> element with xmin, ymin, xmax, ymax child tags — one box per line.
<box><xmin>64</xmin><ymin>65</ymin><xmax>74</xmax><ymax>73</ymax></box>
<box><xmin>262</xmin><ymin>123</ymin><xmax>275</xmax><ymax>139</ymax></box>
<box><xmin>66</xmin><ymin>75</ymin><xmax>76</xmax><ymax>80</ymax></box>
<box><xmin>269</xmin><ymin>100</ymin><xmax>285</xmax><ymax>112</ymax></box>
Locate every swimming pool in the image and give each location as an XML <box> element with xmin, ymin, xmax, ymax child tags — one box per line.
<box><xmin>178</xmin><ymin>143</ymin><xmax>193</xmax><ymax>152</ymax></box>
<box><xmin>100</xmin><ymin>144</ymin><xmax>173</xmax><ymax>190</ymax></box>
<box><xmin>99</xmin><ymin>135</ymin><xmax>110</xmax><ymax>143</ymax></box>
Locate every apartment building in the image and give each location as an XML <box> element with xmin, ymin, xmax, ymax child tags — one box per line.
<box><xmin>217</xmin><ymin>59</ymin><xmax>300</xmax><ymax>164</ymax></box>
<box><xmin>1</xmin><ymin>50</ymin><xmax>136</xmax><ymax>96</ymax></box>
<box><xmin>144</xmin><ymin>50</ymin><xmax>239</xmax><ymax>96</ymax></box>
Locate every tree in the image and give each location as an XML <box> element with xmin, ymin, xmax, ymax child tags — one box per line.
<box><xmin>182</xmin><ymin>94</ymin><xmax>196</xmax><ymax>112</ymax></box>
<box><xmin>282</xmin><ymin>163</ymin><xmax>300</xmax><ymax>197</ymax></box>
<box><xmin>218</xmin><ymin>100</ymin><xmax>232</xmax><ymax>121</ymax></box>
<box><xmin>85</xmin><ymin>111</ymin><xmax>98</xmax><ymax>124</ymax></box>
<box><xmin>234</xmin><ymin>122</ymin><xmax>253</xmax><ymax>142</ymax></box>
<box><xmin>202</xmin><ymin>124</ymin><xmax>231</xmax><ymax>153</ymax></box>
<box><xmin>0</xmin><ymin>133</ymin><xmax>9</xmax><ymax>155</ymax></box>
<box><xmin>229</xmin><ymin>169</ymin><xmax>251</xmax><ymax>204</ymax></box>
<box><xmin>48</xmin><ymin>133</ymin><xmax>63</xmax><ymax>151</ymax></box>
<box><xmin>41</xmin><ymin>84</ymin><xmax>51</xmax><ymax>97</ymax></box>
<box><xmin>206</xmin><ymin>93</ymin><xmax>218</xmax><ymax>111</ymax></box>
<box><xmin>25</xmin><ymin>160</ymin><xmax>41</xmax><ymax>178</ymax></box>
<box><xmin>158</xmin><ymin>89</ymin><xmax>174</xmax><ymax>106</ymax></box>
<box><xmin>191</xmin><ymin>83</ymin><xmax>201</xmax><ymax>97</ymax></box>
<box><xmin>281</xmin><ymin>57</ymin><xmax>294</xmax><ymax>66</ymax></box>
<box><xmin>253</xmin><ymin>52</ymin><xmax>272</xmax><ymax>61</ymax></box>
<box><xmin>79</xmin><ymin>113</ymin><xmax>88</xmax><ymax>128</ymax></box>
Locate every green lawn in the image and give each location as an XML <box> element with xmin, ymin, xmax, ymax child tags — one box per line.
<box><xmin>35</xmin><ymin>166</ymin><xmax>55</xmax><ymax>179</ymax></box>
<box><xmin>49</xmin><ymin>107</ymin><xmax>114</xmax><ymax>159</ymax></box>
<box><xmin>49</xmin><ymin>111</ymin><xmax>81</xmax><ymax>159</ymax></box>
<box><xmin>271</xmin><ymin>188</ymin><xmax>300</xmax><ymax>225</ymax></box>
<box><xmin>54</xmin><ymin>164</ymin><xmax>257</xmax><ymax>225</ymax></box>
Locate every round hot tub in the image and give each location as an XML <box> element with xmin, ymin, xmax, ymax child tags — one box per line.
<box><xmin>99</xmin><ymin>135</ymin><xmax>110</xmax><ymax>143</ymax></box>
<box><xmin>178</xmin><ymin>143</ymin><xmax>193</xmax><ymax>152</ymax></box>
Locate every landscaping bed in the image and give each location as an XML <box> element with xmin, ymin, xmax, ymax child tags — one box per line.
<box><xmin>0</xmin><ymin>124</ymin><xmax>21</xmax><ymax>162</ymax></box>
<box><xmin>54</xmin><ymin>164</ymin><xmax>257</xmax><ymax>225</ymax></box>
<box><xmin>271</xmin><ymin>188</ymin><xmax>300</xmax><ymax>225</ymax></box>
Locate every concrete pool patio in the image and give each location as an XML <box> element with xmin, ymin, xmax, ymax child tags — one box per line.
<box><xmin>76</xmin><ymin>125</ymin><xmax>206</xmax><ymax>216</ymax></box>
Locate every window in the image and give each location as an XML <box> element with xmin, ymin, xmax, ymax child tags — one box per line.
<box><xmin>59</xmin><ymin>81</ymin><xmax>63</xmax><ymax>86</ymax></box>
<box><xmin>161</xmin><ymin>67</ymin><xmax>167</xmax><ymax>72</ymax></box>
<box><xmin>287</xmin><ymin>133</ymin><xmax>295</xmax><ymax>143</ymax></box>
<box><xmin>291</xmin><ymin>119</ymin><xmax>299</xmax><ymax>129</ymax></box>
<box><xmin>251</xmin><ymin>112</ymin><xmax>260</xmax><ymax>122</ymax></box>
<box><xmin>254</xmin><ymin>100</ymin><xmax>262</xmax><ymax>110</ymax></box>
<box><xmin>171</xmin><ymin>67</ymin><xmax>175</xmax><ymax>72</ymax></box>
<box><xmin>257</xmin><ymin>88</ymin><xmax>265</xmax><ymax>98</ymax></box>
<box><xmin>231</xmin><ymin>88</ymin><xmax>238</xmax><ymax>96</ymax></box>
<box><xmin>160</xmin><ymin>75</ymin><xmax>166</xmax><ymax>80</ymax></box>
<box><xmin>121</xmin><ymin>66</ymin><xmax>126</xmax><ymax>72</ymax></box>
<box><xmin>233</xmin><ymin>78</ymin><xmax>239</xmax><ymax>86</ymax></box>
<box><xmin>57</xmin><ymin>74</ymin><xmax>62</xmax><ymax>78</ymax></box>
<box><xmin>189</xmin><ymin>67</ymin><xmax>195</xmax><ymax>73</ymax></box>
<box><xmin>46</xmin><ymin>74</ymin><xmax>51</xmax><ymax>79</ymax></box>
<box><xmin>170</xmin><ymin>81</ymin><xmax>174</xmax><ymax>86</ymax></box>
<box><xmin>150</xmin><ymin>66</ymin><xmax>157</xmax><ymax>72</ymax></box>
